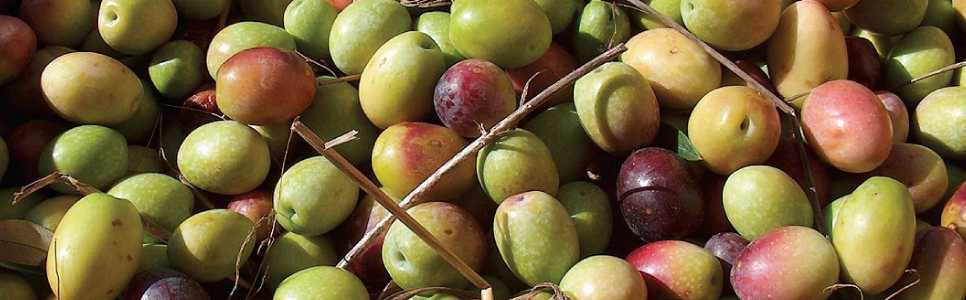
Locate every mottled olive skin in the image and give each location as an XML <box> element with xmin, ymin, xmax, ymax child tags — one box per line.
<box><xmin>47</xmin><ymin>193</ymin><xmax>142</xmax><ymax>300</ymax></box>
<box><xmin>767</xmin><ymin>0</ymin><xmax>848</xmax><ymax>98</ymax></box>
<box><xmin>262</xmin><ymin>232</ymin><xmax>339</xmax><ymax>290</ymax></box>
<box><xmin>845</xmin><ymin>0</ymin><xmax>927</xmax><ymax>35</ymax></box>
<box><xmin>328</xmin><ymin>0</ymin><xmax>410</xmax><ymax>75</ymax></box>
<box><xmin>617</xmin><ymin>147</ymin><xmax>703</xmax><ymax>242</ymax></box>
<box><xmin>883</xmin><ymin>26</ymin><xmax>954</xmax><ymax>106</ymax></box>
<box><xmin>941</xmin><ymin>183</ymin><xmax>966</xmax><ymax>239</ymax></box>
<box><xmin>383</xmin><ymin>202</ymin><xmax>486</xmax><ymax>289</ymax></box>
<box><xmin>681</xmin><ymin>0</ymin><xmax>781</xmax><ymax>51</ymax></box>
<box><xmin>24</xmin><ymin>195</ymin><xmax>79</xmax><ymax>231</ymax></box>
<box><xmin>148</xmin><ymin>40</ymin><xmax>205</xmax><ymax>99</ymax></box>
<box><xmin>97</xmin><ymin>0</ymin><xmax>178</xmax><ymax>55</ymax></box>
<box><xmin>689</xmin><ymin>86</ymin><xmax>781</xmax><ymax>175</ymax></box>
<box><xmin>802</xmin><ymin>80</ymin><xmax>894</xmax><ymax>173</ymax></box>
<box><xmin>574</xmin><ymin>62</ymin><xmax>660</xmax><ymax>157</ymax></box>
<box><xmin>833</xmin><ymin>177</ymin><xmax>916</xmax><ymax>294</ymax></box>
<box><xmin>39</xmin><ymin>125</ymin><xmax>129</xmax><ymax>194</ymax></box>
<box><xmin>41</xmin><ymin>52</ymin><xmax>142</xmax><ymax>125</ymax></box>
<box><xmin>523</xmin><ymin>103</ymin><xmax>601</xmax><ymax>184</ymax></box>
<box><xmin>108</xmin><ymin>173</ymin><xmax>194</xmax><ymax>243</ymax></box>
<box><xmin>275</xmin><ymin>156</ymin><xmax>359</xmax><ymax>236</ymax></box>
<box><xmin>626</xmin><ymin>240</ymin><xmax>723</xmax><ymax>300</ymax></box>
<box><xmin>572</xmin><ymin>1</ymin><xmax>631</xmax><ymax>63</ymax></box>
<box><xmin>494</xmin><ymin>191</ymin><xmax>580</xmax><ymax>286</ymax></box>
<box><xmin>732</xmin><ymin>226</ymin><xmax>840</xmax><ymax>300</ymax></box>
<box><xmin>704</xmin><ymin>232</ymin><xmax>748</xmax><ymax>293</ymax></box>
<box><xmin>167</xmin><ymin>209</ymin><xmax>256</xmax><ymax>282</ymax></box>
<box><xmin>300</xmin><ymin>76</ymin><xmax>380</xmax><ymax>166</ymax></box>
<box><xmin>915</xmin><ymin>87</ymin><xmax>966</xmax><ymax>160</ymax></box>
<box><xmin>477</xmin><ymin>129</ymin><xmax>559</xmax><ymax>203</ymax></box>
<box><xmin>414</xmin><ymin>11</ymin><xmax>465</xmax><ymax>67</ymax></box>
<box><xmin>177</xmin><ymin>120</ymin><xmax>270</xmax><ymax>195</ymax></box>
<box><xmin>372</xmin><ymin>122</ymin><xmax>475</xmax><ymax>200</ymax></box>
<box><xmin>284</xmin><ymin>0</ymin><xmax>338</xmax><ymax>60</ymax></box>
<box><xmin>864</xmin><ymin>143</ymin><xmax>948</xmax><ymax>213</ymax></box>
<box><xmin>629</xmin><ymin>0</ymin><xmax>683</xmax><ymax>30</ymax></box>
<box><xmin>205</xmin><ymin>21</ymin><xmax>296</xmax><ymax>79</ymax></box>
<box><xmin>449</xmin><ymin>0</ymin><xmax>552</xmax><ymax>68</ymax></box>
<box><xmin>359</xmin><ymin>31</ymin><xmax>445</xmax><ymax>129</ymax></box>
<box><xmin>883</xmin><ymin>227</ymin><xmax>966</xmax><ymax>300</ymax></box>
<box><xmin>433</xmin><ymin>59</ymin><xmax>517</xmax><ymax>138</ymax></box>
<box><xmin>0</xmin><ymin>187</ymin><xmax>44</xmax><ymax>221</ymax></box>
<box><xmin>557</xmin><ymin>181</ymin><xmax>612</xmax><ymax>257</ymax></box>
<box><xmin>216</xmin><ymin>47</ymin><xmax>317</xmax><ymax>125</ymax></box>
<box><xmin>621</xmin><ymin>28</ymin><xmax>721</xmax><ymax>110</ymax></box>
<box><xmin>274</xmin><ymin>266</ymin><xmax>369</xmax><ymax>300</ymax></box>
<box><xmin>559</xmin><ymin>255</ymin><xmax>648</xmax><ymax>300</ymax></box>
<box><xmin>723</xmin><ymin>165</ymin><xmax>813</xmax><ymax>241</ymax></box>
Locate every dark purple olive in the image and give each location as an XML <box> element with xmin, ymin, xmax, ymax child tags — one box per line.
<box><xmin>846</xmin><ymin>36</ymin><xmax>882</xmax><ymax>91</ymax></box>
<box><xmin>705</xmin><ymin>232</ymin><xmax>750</xmax><ymax>294</ymax></box>
<box><xmin>125</xmin><ymin>268</ymin><xmax>211</xmax><ymax>300</ymax></box>
<box><xmin>617</xmin><ymin>147</ymin><xmax>703</xmax><ymax>242</ymax></box>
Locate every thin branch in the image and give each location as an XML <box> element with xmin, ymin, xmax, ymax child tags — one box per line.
<box><xmin>337</xmin><ymin>43</ymin><xmax>627</xmax><ymax>273</ymax></box>
<box><xmin>293</xmin><ymin>121</ymin><xmax>491</xmax><ymax>290</ymax></box>
<box><xmin>318</xmin><ymin>74</ymin><xmax>362</xmax><ymax>86</ymax></box>
<box><xmin>889</xmin><ymin>61</ymin><xmax>966</xmax><ymax>91</ymax></box>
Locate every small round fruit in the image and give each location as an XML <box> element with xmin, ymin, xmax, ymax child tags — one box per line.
<box><xmin>626</xmin><ymin>240</ymin><xmax>723</xmax><ymax>300</ymax></box>
<box><xmin>47</xmin><ymin>193</ymin><xmax>142</xmax><ymax>300</ymax></box>
<box><xmin>39</xmin><ymin>125</ymin><xmax>129</xmax><ymax>194</ymax></box>
<box><xmin>215</xmin><ymin>47</ymin><xmax>316</xmax><ymax>125</ymax></box>
<box><xmin>681</xmin><ymin>0</ymin><xmax>781</xmax><ymax>51</ymax></box>
<box><xmin>802</xmin><ymin>80</ymin><xmax>893</xmax><ymax>173</ymax></box>
<box><xmin>449</xmin><ymin>0</ymin><xmax>553</xmax><ymax>68</ymax></box>
<box><xmin>274</xmin><ymin>266</ymin><xmax>369</xmax><ymax>300</ymax></box>
<box><xmin>688</xmin><ymin>86</ymin><xmax>781</xmax><ymax>175</ymax></box>
<box><xmin>41</xmin><ymin>52</ymin><xmax>142</xmax><ymax>125</ymax></box>
<box><xmin>205</xmin><ymin>21</ymin><xmax>296</xmax><ymax>79</ymax></box>
<box><xmin>559</xmin><ymin>255</ymin><xmax>648</xmax><ymax>300</ymax></box>
<box><xmin>97</xmin><ymin>0</ymin><xmax>178</xmax><ymax>55</ymax></box>
<box><xmin>914</xmin><ymin>86</ymin><xmax>966</xmax><ymax>160</ymax></box>
<box><xmin>274</xmin><ymin>156</ymin><xmax>360</xmax><ymax>236</ymax></box>
<box><xmin>167</xmin><ymin>209</ymin><xmax>256</xmax><ymax>283</ymax></box>
<box><xmin>477</xmin><ymin>129</ymin><xmax>559</xmax><ymax>203</ymax></box>
<box><xmin>723</xmin><ymin>165</ymin><xmax>813</xmax><ymax>241</ymax></box>
<box><xmin>148</xmin><ymin>40</ymin><xmax>206</xmax><ymax>100</ymax></box>
<box><xmin>177</xmin><ymin>120</ymin><xmax>270</xmax><ymax>195</ymax></box>
<box><xmin>732</xmin><ymin>226</ymin><xmax>840</xmax><ymax>300</ymax></box>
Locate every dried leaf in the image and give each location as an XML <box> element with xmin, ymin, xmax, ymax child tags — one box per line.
<box><xmin>0</xmin><ymin>220</ymin><xmax>54</xmax><ymax>266</ymax></box>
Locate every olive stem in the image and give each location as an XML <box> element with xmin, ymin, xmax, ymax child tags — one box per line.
<box><xmin>318</xmin><ymin>74</ymin><xmax>362</xmax><ymax>86</ymax></box>
<box><xmin>292</xmin><ymin>120</ymin><xmax>492</xmax><ymax>290</ymax></box>
<box><xmin>889</xmin><ymin>60</ymin><xmax>966</xmax><ymax>91</ymax></box>
<box><xmin>619</xmin><ymin>0</ymin><xmax>827</xmax><ymax>235</ymax></box>
<box><xmin>335</xmin><ymin>43</ymin><xmax>627</xmax><ymax>271</ymax></box>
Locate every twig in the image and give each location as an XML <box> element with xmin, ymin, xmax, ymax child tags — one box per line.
<box><xmin>884</xmin><ymin>269</ymin><xmax>921</xmax><ymax>300</ymax></box>
<box><xmin>12</xmin><ymin>172</ymin><xmax>173</xmax><ymax>242</ymax></box>
<box><xmin>399</xmin><ymin>0</ymin><xmax>451</xmax><ymax>8</ymax></box>
<box><xmin>520</xmin><ymin>69</ymin><xmax>549</xmax><ymax>107</ymax></box>
<box><xmin>620</xmin><ymin>0</ymin><xmax>826</xmax><ymax>235</ymax></box>
<box><xmin>889</xmin><ymin>61</ymin><xmax>966</xmax><ymax>91</ymax></box>
<box><xmin>318</xmin><ymin>74</ymin><xmax>362</xmax><ymax>86</ymax></box>
<box><xmin>824</xmin><ymin>283</ymin><xmax>864</xmax><ymax>300</ymax></box>
<box><xmin>336</xmin><ymin>43</ymin><xmax>627</xmax><ymax>270</ymax></box>
<box><xmin>292</xmin><ymin>120</ymin><xmax>491</xmax><ymax>290</ymax></box>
